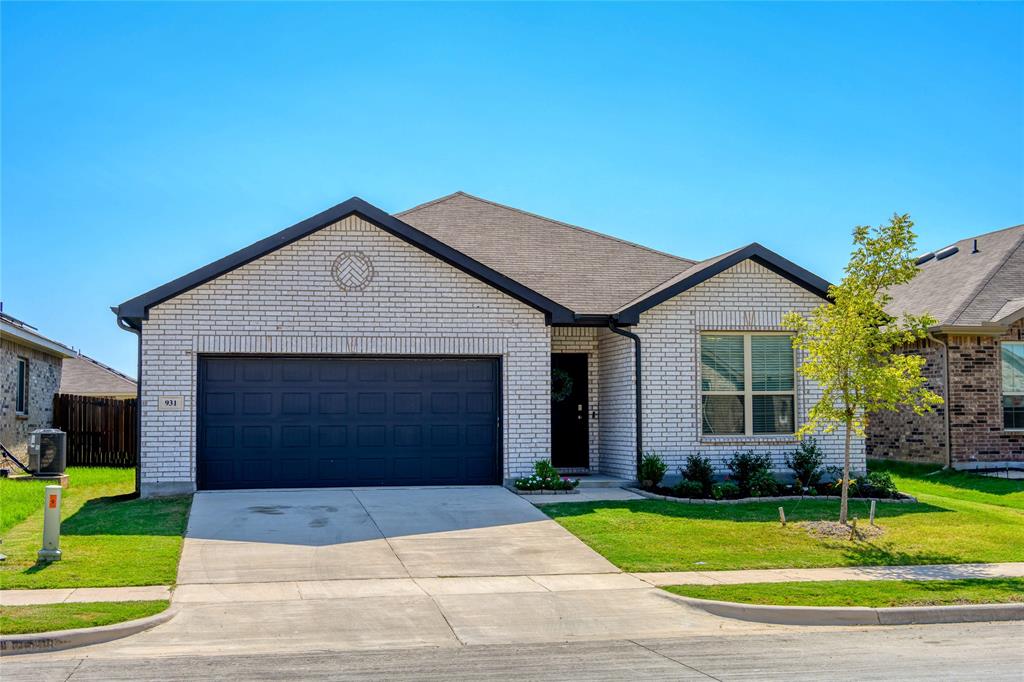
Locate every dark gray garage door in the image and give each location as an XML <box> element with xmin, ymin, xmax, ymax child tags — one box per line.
<box><xmin>197</xmin><ymin>356</ymin><xmax>500</xmax><ymax>490</ymax></box>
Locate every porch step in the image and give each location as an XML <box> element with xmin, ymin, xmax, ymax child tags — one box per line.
<box><xmin>574</xmin><ymin>475</ymin><xmax>635</xmax><ymax>489</ymax></box>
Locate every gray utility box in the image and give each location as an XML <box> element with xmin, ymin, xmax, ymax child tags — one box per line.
<box><xmin>28</xmin><ymin>429</ymin><xmax>67</xmax><ymax>475</ymax></box>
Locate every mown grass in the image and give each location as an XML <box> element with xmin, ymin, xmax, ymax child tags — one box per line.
<box><xmin>0</xmin><ymin>468</ymin><xmax>191</xmax><ymax>589</ymax></box>
<box><xmin>664</xmin><ymin>578</ymin><xmax>1024</xmax><ymax>607</ymax></box>
<box><xmin>545</xmin><ymin>463</ymin><xmax>1024</xmax><ymax>572</ymax></box>
<box><xmin>1</xmin><ymin>476</ymin><xmax>52</xmax><ymax>535</ymax></box>
<box><xmin>0</xmin><ymin>600</ymin><xmax>169</xmax><ymax>634</ymax></box>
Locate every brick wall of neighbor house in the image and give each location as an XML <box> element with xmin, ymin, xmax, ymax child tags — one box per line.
<box><xmin>1</xmin><ymin>339</ymin><xmax>62</xmax><ymax>461</ymax></box>
<box><xmin>632</xmin><ymin>260</ymin><xmax>864</xmax><ymax>477</ymax></box>
<box><xmin>597</xmin><ymin>327</ymin><xmax>636</xmax><ymax>479</ymax></box>
<box><xmin>550</xmin><ymin>327</ymin><xmax>599</xmax><ymax>469</ymax></box>
<box><xmin>946</xmin><ymin>319</ymin><xmax>1024</xmax><ymax>466</ymax></box>
<box><xmin>140</xmin><ymin>214</ymin><xmax>551</xmax><ymax>495</ymax></box>
<box><xmin>866</xmin><ymin>339</ymin><xmax>947</xmax><ymax>464</ymax></box>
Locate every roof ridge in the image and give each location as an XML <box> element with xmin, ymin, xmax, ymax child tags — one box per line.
<box><xmin>948</xmin><ymin>228</ymin><xmax>1024</xmax><ymax>326</ymax></box>
<box><xmin>399</xmin><ymin>191</ymin><xmax>696</xmax><ymax>265</ymax></box>
<box><xmin>922</xmin><ymin>222</ymin><xmax>1024</xmax><ymax>253</ymax></box>
<box><xmin>74</xmin><ymin>352</ymin><xmax>137</xmax><ymax>383</ymax></box>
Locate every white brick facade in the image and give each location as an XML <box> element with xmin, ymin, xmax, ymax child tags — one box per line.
<box><xmin>633</xmin><ymin>260</ymin><xmax>864</xmax><ymax>477</ymax></box>
<box><xmin>140</xmin><ymin>215</ymin><xmax>551</xmax><ymax>495</ymax></box>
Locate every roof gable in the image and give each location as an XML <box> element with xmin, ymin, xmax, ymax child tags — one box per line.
<box><xmin>613</xmin><ymin>243</ymin><xmax>831</xmax><ymax>324</ymax></box>
<box><xmin>114</xmin><ymin>197</ymin><xmax>575</xmax><ymax>327</ymax></box>
<box><xmin>60</xmin><ymin>355</ymin><xmax>137</xmax><ymax>397</ymax></box>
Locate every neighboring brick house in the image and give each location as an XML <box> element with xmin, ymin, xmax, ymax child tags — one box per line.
<box><xmin>1</xmin><ymin>312</ymin><xmax>75</xmax><ymax>461</ymax></box>
<box><xmin>867</xmin><ymin>224</ymin><xmax>1024</xmax><ymax>470</ymax></box>
<box><xmin>59</xmin><ymin>353</ymin><xmax>137</xmax><ymax>399</ymax></box>
<box><xmin>114</xmin><ymin>192</ymin><xmax>862</xmax><ymax>496</ymax></box>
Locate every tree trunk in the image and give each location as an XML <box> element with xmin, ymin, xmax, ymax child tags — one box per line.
<box><xmin>839</xmin><ymin>419</ymin><xmax>852</xmax><ymax>525</ymax></box>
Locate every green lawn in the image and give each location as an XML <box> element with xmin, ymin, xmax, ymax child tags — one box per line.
<box><xmin>664</xmin><ymin>578</ymin><xmax>1024</xmax><ymax>608</ymax></box>
<box><xmin>0</xmin><ymin>600</ymin><xmax>169</xmax><ymax>635</ymax></box>
<box><xmin>1</xmin><ymin>476</ymin><xmax>52</xmax><ymax>535</ymax></box>
<box><xmin>0</xmin><ymin>468</ymin><xmax>191</xmax><ymax>590</ymax></box>
<box><xmin>545</xmin><ymin>462</ymin><xmax>1024</xmax><ymax>572</ymax></box>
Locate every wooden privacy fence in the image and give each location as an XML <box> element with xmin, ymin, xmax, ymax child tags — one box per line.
<box><xmin>52</xmin><ymin>394</ymin><xmax>138</xmax><ymax>467</ymax></box>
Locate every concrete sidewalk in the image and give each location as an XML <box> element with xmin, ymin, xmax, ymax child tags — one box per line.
<box><xmin>6</xmin><ymin>561</ymin><xmax>1023</xmax><ymax>606</ymax></box>
<box><xmin>0</xmin><ymin>586</ymin><xmax>171</xmax><ymax>607</ymax></box>
<box><xmin>634</xmin><ymin>562</ymin><xmax>1024</xmax><ymax>586</ymax></box>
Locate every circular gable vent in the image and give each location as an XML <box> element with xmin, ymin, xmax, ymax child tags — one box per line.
<box><xmin>331</xmin><ymin>251</ymin><xmax>374</xmax><ymax>291</ymax></box>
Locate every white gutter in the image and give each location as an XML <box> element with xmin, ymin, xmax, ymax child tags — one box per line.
<box><xmin>1</xmin><ymin>320</ymin><xmax>75</xmax><ymax>358</ymax></box>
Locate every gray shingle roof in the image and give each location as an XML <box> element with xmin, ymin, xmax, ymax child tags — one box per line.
<box><xmin>59</xmin><ymin>355</ymin><xmax>137</xmax><ymax>397</ymax></box>
<box><xmin>885</xmin><ymin>224</ymin><xmax>1024</xmax><ymax>328</ymax></box>
<box><xmin>398</xmin><ymin>192</ymin><xmax>695</xmax><ymax>315</ymax></box>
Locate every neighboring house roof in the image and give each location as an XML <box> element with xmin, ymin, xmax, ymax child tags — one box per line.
<box><xmin>0</xmin><ymin>312</ymin><xmax>75</xmax><ymax>358</ymax></box>
<box><xmin>397</xmin><ymin>192</ymin><xmax>695</xmax><ymax>315</ymax></box>
<box><xmin>59</xmin><ymin>354</ymin><xmax>137</xmax><ymax>397</ymax></box>
<box><xmin>115</xmin><ymin>193</ymin><xmax>832</xmax><ymax>327</ymax></box>
<box><xmin>886</xmin><ymin>224</ymin><xmax>1024</xmax><ymax>331</ymax></box>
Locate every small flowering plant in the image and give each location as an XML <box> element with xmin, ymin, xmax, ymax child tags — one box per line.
<box><xmin>514</xmin><ymin>459</ymin><xmax>579</xmax><ymax>491</ymax></box>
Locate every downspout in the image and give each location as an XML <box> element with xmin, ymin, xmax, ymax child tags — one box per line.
<box><xmin>608</xmin><ymin>322</ymin><xmax>642</xmax><ymax>481</ymax></box>
<box><xmin>117</xmin><ymin>317</ymin><xmax>143</xmax><ymax>497</ymax></box>
<box><xmin>927</xmin><ymin>332</ymin><xmax>952</xmax><ymax>469</ymax></box>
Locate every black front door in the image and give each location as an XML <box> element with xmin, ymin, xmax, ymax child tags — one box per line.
<box><xmin>551</xmin><ymin>353</ymin><xmax>589</xmax><ymax>469</ymax></box>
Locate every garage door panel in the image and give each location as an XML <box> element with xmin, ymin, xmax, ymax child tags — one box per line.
<box><xmin>198</xmin><ymin>356</ymin><xmax>499</xmax><ymax>489</ymax></box>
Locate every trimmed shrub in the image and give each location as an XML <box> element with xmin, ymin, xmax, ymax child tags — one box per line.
<box><xmin>681</xmin><ymin>454</ymin><xmax>715</xmax><ymax>497</ymax></box>
<box><xmin>785</xmin><ymin>438</ymin><xmax>824</xmax><ymax>489</ymax></box>
<box><xmin>726</xmin><ymin>450</ymin><xmax>774</xmax><ymax>497</ymax></box>
<box><xmin>713</xmin><ymin>481</ymin><xmax>741</xmax><ymax>500</ymax></box>
<box><xmin>748</xmin><ymin>469</ymin><xmax>779</xmax><ymax>497</ymax></box>
<box><xmin>513</xmin><ymin>459</ymin><xmax>579</xmax><ymax>491</ymax></box>
<box><xmin>673</xmin><ymin>479</ymin><xmax>704</xmax><ymax>499</ymax></box>
<box><xmin>639</xmin><ymin>452</ymin><xmax>668</xmax><ymax>489</ymax></box>
<box><xmin>862</xmin><ymin>471</ymin><xmax>899</xmax><ymax>498</ymax></box>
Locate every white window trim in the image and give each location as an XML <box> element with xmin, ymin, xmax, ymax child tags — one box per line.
<box><xmin>700</xmin><ymin>331</ymin><xmax>796</xmax><ymax>437</ymax></box>
<box><xmin>1003</xmin><ymin>341</ymin><xmax>1024</xmax><ymax>432</ymax></box>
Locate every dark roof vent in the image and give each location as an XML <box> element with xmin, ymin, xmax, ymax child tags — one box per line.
<box><xmin>935</xmin><ymin>245</ymin><xmax>959</xmax><ymax>260</ymax></box>
<box><xmin>915</xmin><ymin>252</ymin><xmax>935</xmax><ymax>265</ymax></box>
<box><xmin>972</xmin><ymin>239</ymin><xmax>979</xmax><ymax>254</ymax></box>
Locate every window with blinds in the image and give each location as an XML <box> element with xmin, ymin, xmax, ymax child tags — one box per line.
<box><xmin>1003</xmin><ymin>342</ymin><xmax>1024</xmax><ymax>430</ymax></box>
<box><xmin>701</xmin><ymin>333</ymin><xmax>795</xmax><ymax>436</ymax></box>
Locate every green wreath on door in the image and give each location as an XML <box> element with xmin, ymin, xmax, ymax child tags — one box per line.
<box><xmin>551</xmin><ymin>368</ymin><xmax>574</xmax><ymax>403</ymax></box>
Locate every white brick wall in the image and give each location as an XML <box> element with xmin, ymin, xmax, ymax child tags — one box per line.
<box><xmin>597</xmin><ymin>328</ymin><xmax>636</xmax><ymax>478</ymax></box>
<box><xmin>550</xmin><ymin>327</ymin><xmax>599</xmax><ymax>468</ymax></box>
<box><xmin>632</xmin><ymin>260</ymin><xmax>865</xmax><ymax>477</ymax></box>
<box><xmin>140</xmin><ymin>215</ymin><xmax>551</xmax><ymax>494</ymax></box>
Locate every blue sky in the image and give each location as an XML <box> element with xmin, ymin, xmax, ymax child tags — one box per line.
<box><xmin>2</xmin><ymin>2</ymin><xmax>1022</xmax><ymax>375</ymax></box>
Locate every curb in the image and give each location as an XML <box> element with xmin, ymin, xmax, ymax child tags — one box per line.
<box><xmin>626</xmin><ymin>487</ymin><xmax>918</xmax><ymax>505</ymax></box>
<box><xmin>0</xmin><ymin>606</ymin><xmax>177</xmax><ymax>656</ymax></box>
<box><xmin>664</xmin><ymin>593</ymin><xmax>1024</xmax><ymax>626</ymax></box>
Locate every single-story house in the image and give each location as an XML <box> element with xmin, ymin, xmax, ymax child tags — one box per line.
<box><xmin>114</xmin><ymin>192</ymin><xmax>863</xmax><ymax>497</ymax></box>
<box><xmin>868</xmin><ymin>224</ymin><xmax>1024</xmax><ymax>470</ymax></box>
<box><xmin>1</xmin><ymin>311</ymin><xmax>75</xmax><ymax>461</ymax></box>
<box><xmin>59</xmin><ymin>353</ymin><xmax>138</xmax><ymax>399</ymax></box>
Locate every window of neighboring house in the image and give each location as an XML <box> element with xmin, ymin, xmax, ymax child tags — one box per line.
<box><xmin>16</xmin><ymin>356</ymin><xmax>29</xmax><ymax>415</ymax></box>
<box><xmin>701</xmin><ymin>333</ymin><xmax>795</xmax><ymax>436</ymax></box>
<box><xmin>1003</xmin><ymin>342</ymin><xmax>1024</xmax><ymax>430</ymax></box>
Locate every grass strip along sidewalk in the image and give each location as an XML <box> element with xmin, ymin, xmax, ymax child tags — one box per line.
<box><xmin>545</xmin><ymin>460</ymin><xmax>1024</xmax><ymax>572</ymax></box>
<box><xmin>664</xmin><ymin>577</ymin><xmax>1024</xmax><ymax>608</ymax></box>
<box><xmin>0</xmin><ymin>468</ymin><xmax>191</xmax><ymax>590</ymax></box>
<box><xmin>0</xmin><ymin>600</ymin><xmax>170</xmax><ymax>635</ymax></box>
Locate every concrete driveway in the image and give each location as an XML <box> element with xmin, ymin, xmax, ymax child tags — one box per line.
<box><xmin>177</xmin><ymin>486</ymin><xmax>617</xmax><ymax>583</ymax></box>
<box><xmin>48</xmin><ymin>487</ymin><xmax>752</xmax><ymax>658</ymax></box>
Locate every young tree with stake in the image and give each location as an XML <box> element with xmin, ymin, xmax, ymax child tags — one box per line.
<box><xmin>783</xmin><ymin>214</ymin><xmax>943</xmax><ymax>525</ymax></box>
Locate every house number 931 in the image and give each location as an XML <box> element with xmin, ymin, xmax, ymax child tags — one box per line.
<box><xmin>158</xmin><ymin>396</ymin><xmax>184</xmax><ymax>411</ymax></box>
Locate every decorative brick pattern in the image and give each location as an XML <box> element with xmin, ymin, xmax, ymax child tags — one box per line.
<box><xmin>632</xmin><ymin>260</ymin><xmax>864</xmax><ymax>476</ymax></box>
<box><xmin>140</xmin><ymin>215</ymin><xmax>551</xmax><ymax>495</ymax></box>
<box><xmin>0</xmin><ymin>339</ymin><xmax>62</xmax><ymax>461</ymax></box>
<box><xmin>550</xmin><ymin>327</ymin><xmax>599</xmax><ymax>469</ymax></box>
<box><xmin>866</xmin><ymin>340</ymin><xmax>947</xmax><ymax>465</ymax></box>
